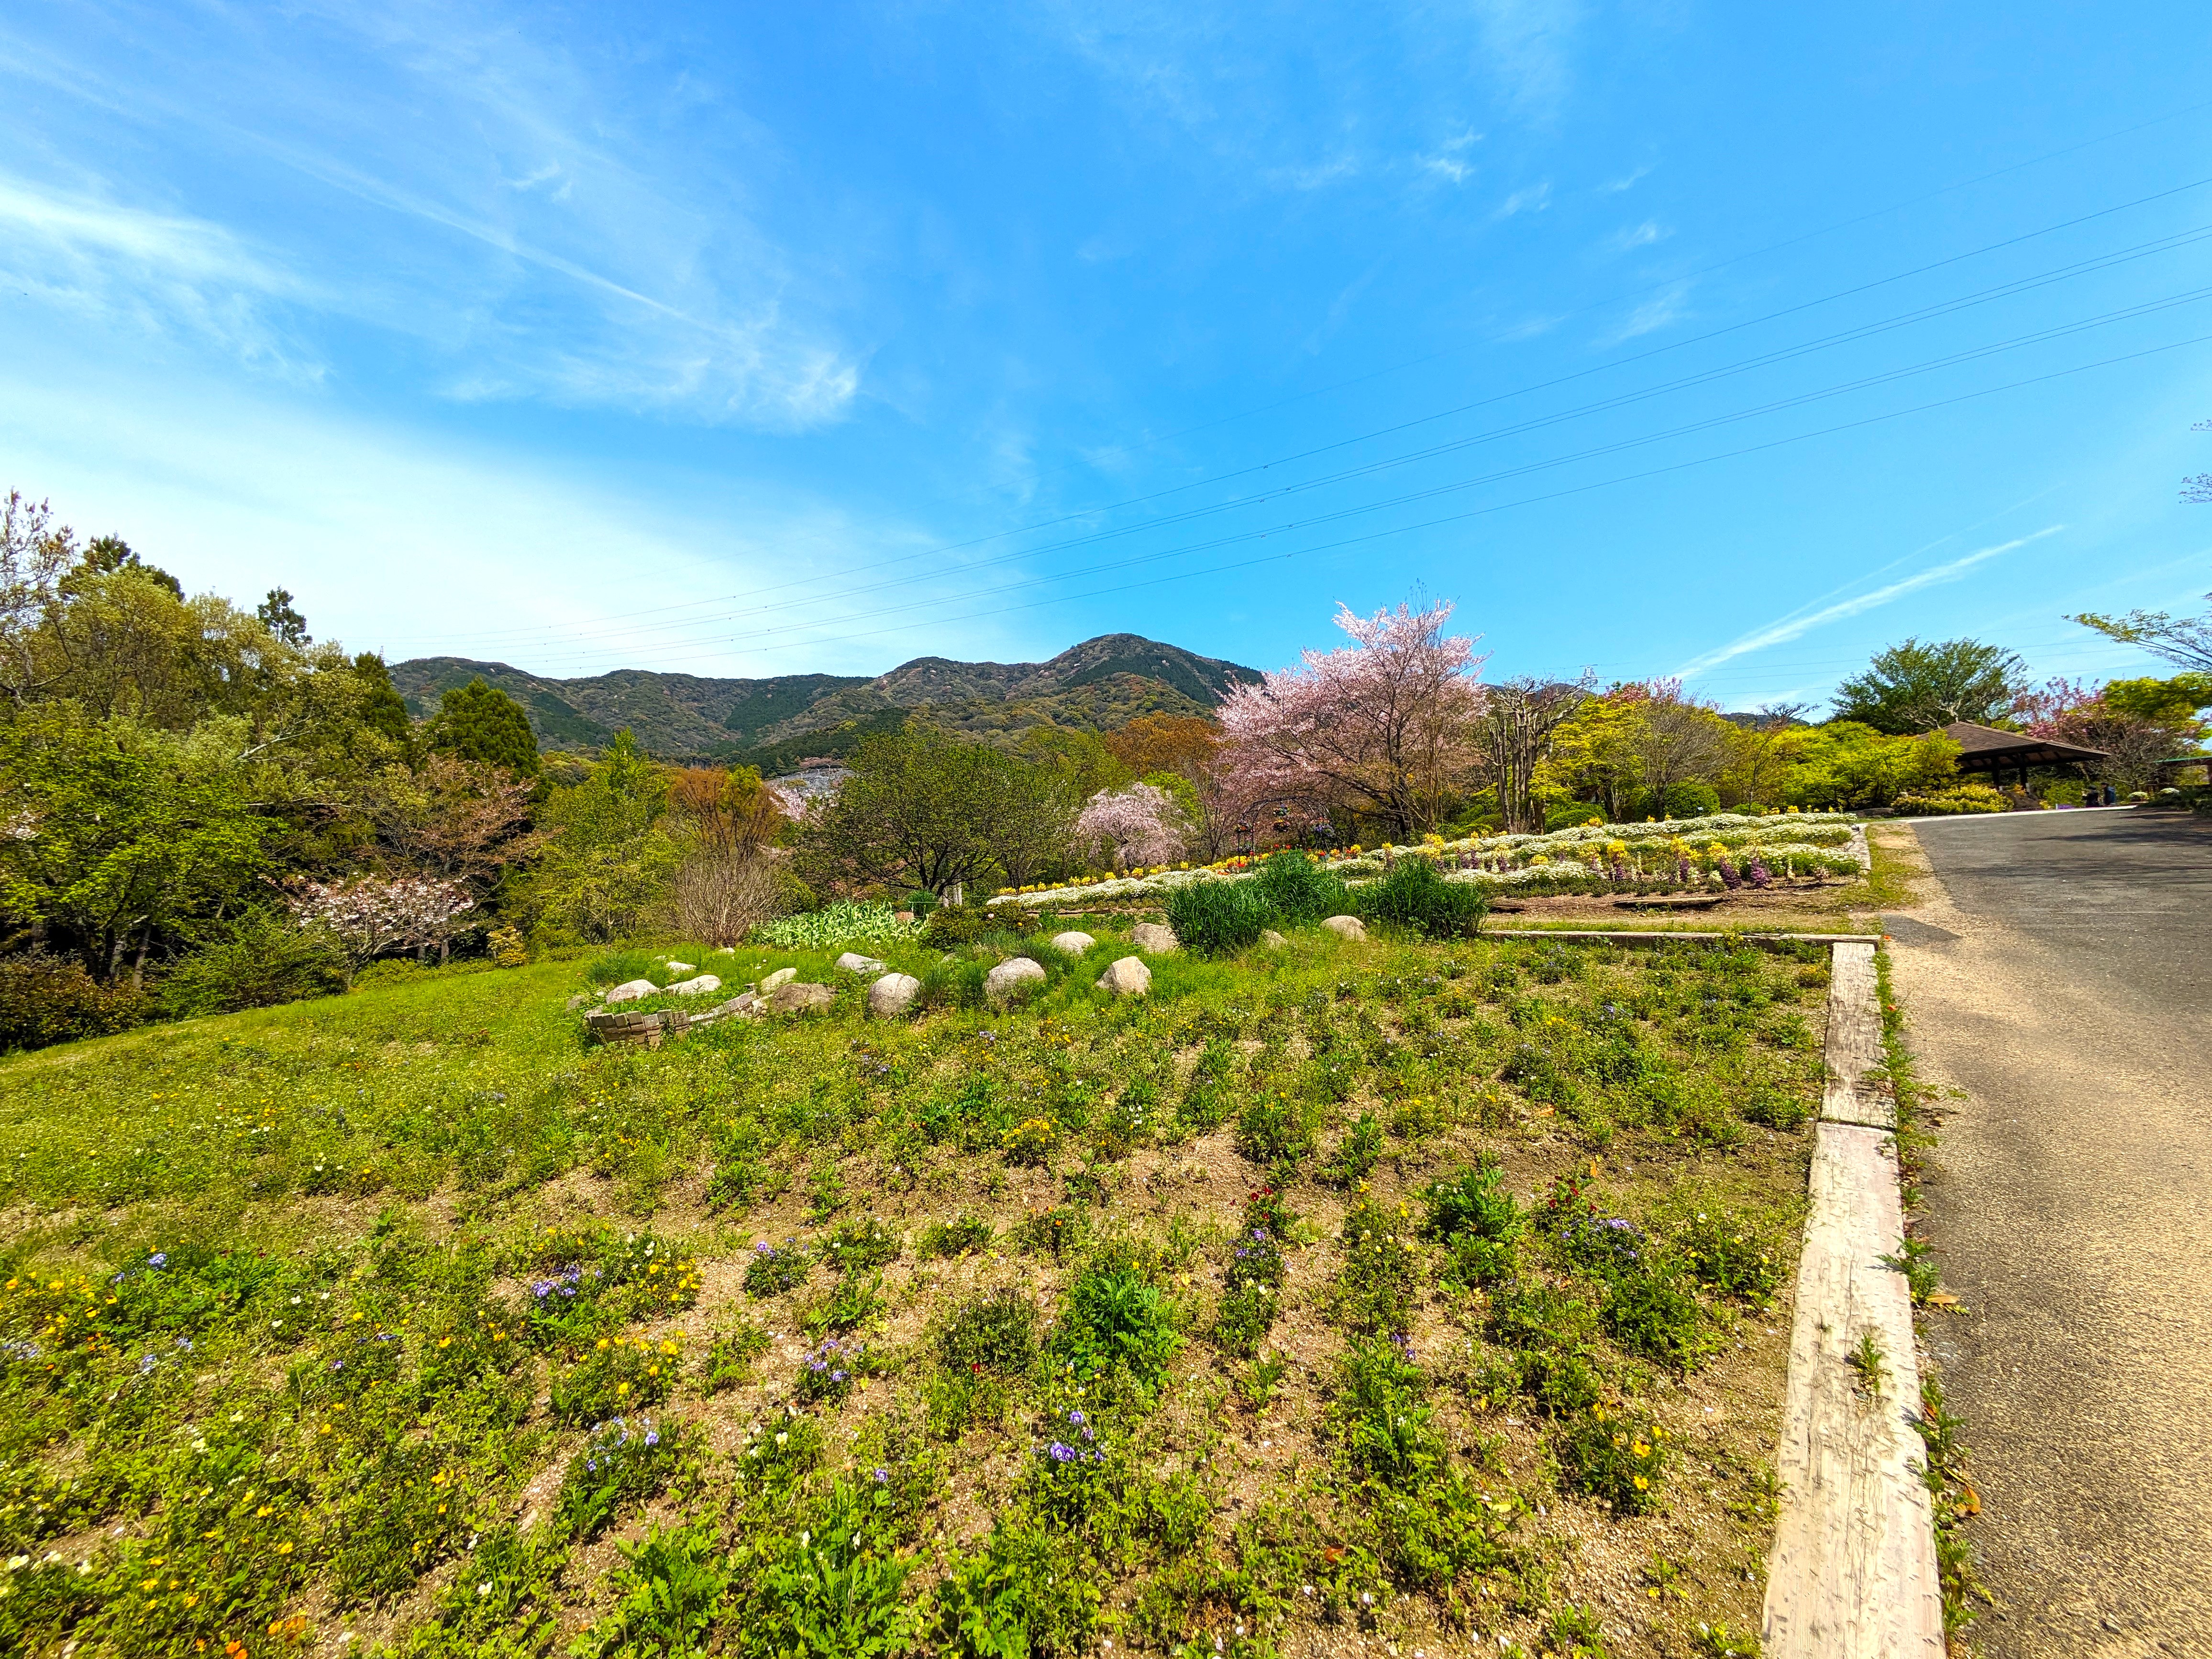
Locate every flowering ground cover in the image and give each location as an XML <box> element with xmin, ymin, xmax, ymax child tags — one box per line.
<box><xmin>0</xmin><ymin>922</ymin><xmax>1827</xmax><ymax>1658</ymax></box>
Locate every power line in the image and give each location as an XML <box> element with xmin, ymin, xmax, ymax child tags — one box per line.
<box><xmin>386</xmin><ymin>170</ymin><xmax>2212</xmax><ymax>651</ymax></box>
<box><xmin>502</xmin><ymin>285</ymin><xmax>2212</xmax><ymax>670</ymax></box>
<box><xmin>484</xmin><ymin>326</ymin><xmax>2212</xmax><ymax>676</ymax></box>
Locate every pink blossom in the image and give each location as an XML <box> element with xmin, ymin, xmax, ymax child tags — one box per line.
<box><xmin>285</xmin><ymin>874</ymin><xmax>476</xmax><ymax>963</ymax></box>
<box><xmin>1075</xmin><ymin>782</ymin><xmax>1189</xmax><ymax>869</ymax></box>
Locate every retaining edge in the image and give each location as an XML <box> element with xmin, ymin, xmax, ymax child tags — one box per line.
<box><xmin>1760</xmin><ymin>942</ymin><xmax>1945</xmax><ymax>1657</ymax></box>
<box><xmin>1478</xmin><ymin>929</ymin><xmax>1881</xmax><ymax>948</ymax></box>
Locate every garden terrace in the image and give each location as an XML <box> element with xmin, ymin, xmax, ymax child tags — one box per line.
<box><xmin>0</xmin><ymin>922</ymin><xmax>1831</xmax><ymax>1658</ymax></box>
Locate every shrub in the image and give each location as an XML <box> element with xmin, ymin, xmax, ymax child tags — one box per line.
<box><xmin>918</xmin><ymin>1214</ymin><xmax>995</xmax><ymax>1257</ymax></box>
<box><xmin>823</xmin><ymin>1216</ymin><xmax>901</xmax><ymax>1273</ymax></box>
<box><xmin>1333</xmin><ymin>1335</ymin><xmax>1442</xmax><ymax>1483</ymax></box>
<box><xmin>1251</xmin><ymin>850</ymin><xmax>1350</xmax><ymax>923</ymax></box>
<box><xmin>1555</xmin><ymin>1400</ymin><xmax>1668</xmax><ymax>1514</ymax></box>
<box><xmin>936</xmin><ymin>1523</ymin><xmax>1101</xmax><ymax>1659</ymax></box>
<box><xmin>741</xmin><ymin>1482</ymin><xmax>912</xmax><ymax>1659</ymax></box>
<box><xmin>1164</xmin><ymin>880</ymin><xmax>1272</xmax><ymax>956</ymax></box>
<box><xmin>574</xmin><ymin>1522</ymin><xmax>729</xmax><ymax>1659</ymax></box>
<box><xmin>158</xmin><ymin>909</ymin><xmax>352</xmax><ymax>1017</ymax></box>
<box><xmin>1891</xmin><ymin>784</ymin><xmax>2009</xmax><ymax>816</ymax></box>
<box><xmin>921</xmin><ymin>903</ymin><xmax>993</xmax><ymax>948</ymax></box>
<box><xmin>1352</xmin><ymin>857</ymin><xmax>1488</xmax><ymax>939</ymax></box>
<box><xmin>1337</xmin><ymin>1199</ymin><xmax>1420</xmax><ymax>1335</ymax></box>
<box><xmin>0</xmin><ymin>952</ymin><xmax>145</xmax><ymax>1052</ymax></box>
<box><xmin>551</xmin><ymin>1332</ymin><xmax>683</xmax><ymax>1422</ymax></box>
<box><xmin>940</xmin><ymin>1287</ymin><xmax>1038</xmax><ymax>1376</ymax></box>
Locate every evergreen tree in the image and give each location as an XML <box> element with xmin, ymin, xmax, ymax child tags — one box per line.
<box><xmin>1831</xmin><ymin>638</ymin><xmax>2024</xmax><ymax>734</ymax></box>
<box><xmin>352</xmin><ymin>652</ymin><xmax>418</xmax><ymax>755</ymax></box>
<box><xmin>426</xmin><ymin>677</ymin><xmax>539</xmax><ymax>776</ymax></box>
<box><xmin>82</xmin><ymin>534</ymin><xmax>184</xmax><ymax>598</ymax></box>
<box><xmin>257</xmin><ymin>586</ymin><xmax>311</xmax><ymax>645</ymax></box>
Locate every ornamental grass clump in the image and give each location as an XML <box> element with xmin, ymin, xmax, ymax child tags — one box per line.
<box><xmin>1250</xmin><ymin>849</ymin><xmax>1350</xmax><ymax>924</ymax></box>
<box><xmin>1353</xmin><ymin>856</ymin><xmax>1488</xmax><ymax>940</ymax></box>
<box><xmin>1163</xmin><ymin>879</ymin><xmax>1273</xmax><ymax>956</ymax></box>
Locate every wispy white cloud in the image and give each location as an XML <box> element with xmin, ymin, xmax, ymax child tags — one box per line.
<box><xmin>1599</xmin><ymin>279</ymin><xmax>1692</xmax><ymax>343</ymax></box>
<box><xmin>1607</xmin><ymin>219</ymin><xmax>1668</xmax><ymax>253</ymax></box>
<box><xmin>1600</xmin><ymin>163</ymin><xmax>1653</xmax><ymax>194</ymax></box>
<box><xmin>1675</xmin><ymin>527</ymin><xmax>2068</xmax><ymax>680</ymax></box>
<box><xmin>1496</xmin><ymin>181</ymin><xmax>1552</xmax><ymax>217</ymax></box>
<box><xmin>1415</xmin><ymin>128</ymin><xmax>1482</xmax><ymax>185</ymax></box>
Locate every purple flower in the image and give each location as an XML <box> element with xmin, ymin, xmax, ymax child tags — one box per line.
<box><xmin>1046</xmin><ymin>1441</ymin><xmax>1076</xmax><ymax>1463</ymax></box>
<box><xmin>644</xmin><ymin>1429</ymin><xmax>660</xmax><ymax>1448</ymax></box>
<box><xmin>148</xmin><ymin>1252</ymin><xmax>168</xmax><ymax>1269</ymax></box>
<box><xmin>1066</xmin><ymin>1408</ymin><xmax>1087</xmax><ymax>1427</ymax></box>
<box><xmin>872</xmin><ymin>1466</ymin><xmax>888</xmax><ymax>1483</ymax></box>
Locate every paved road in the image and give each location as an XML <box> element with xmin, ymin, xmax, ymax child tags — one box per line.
<box><xmin>1882</xmin><ymin>809</ymin><xmax>2212</xmax><ymax>1658</ymax></box>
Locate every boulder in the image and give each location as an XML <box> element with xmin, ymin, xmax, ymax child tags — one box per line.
<box><xmin>868</xmin><ymin>973</ymin><xmax>922</xmax><ymax>1017</ymax></box>
<box><xmin>565</xmin><ymin>992</ymin><xmax>596</xmax><ymax>1011</ymax></box>
<box><xmin>1320</xmin><ymin>915</ymin><xmax>1368</xmax><ymax>941</ymax></box>
<box><xmin>1050</xmin><ymin>931</ymin><xmax>1096</xmax><ymax>955</ymax></box>
<box><xmin>602</xmin><ymin>978</ymin><xmax>660</xmax><ymax>1005</ymax></box>
<box><xmin>759</xmin><ymin>967</ymin><xmax>797</xmax><ymax>993</ymax></box>
<box><xmin>664</xmin><ymin>960</ymin><xmax>696</xmax><ymax>974</ymax></box>
<box><xmin>1130</xmin><ymin>922</ymin><xmax>1180</xmax><ymax>954</ymax></box>
<box><xmin>835</xmin><ymin>951</ymin><xmax>888</xmax><ymax>973</ymax></box>
<box><xmin>665</xmin><ymin>974</ymin><xmax>722</xmax><ymax>997</ymax></box>
<box><xmin>1260</xmin><ymin>929</ymin><xmax>1288</xmax><ymax>949</ymax></box>
<box><xmin>984</xmin><ymin>957</ymin><xmax>1048</xmax><ymax>1002</ymax></box>
<box><xmin>767</xmin><ymin>981</ymin><xmax>834</xmax><ymax>1016</ymax></box>
<box><xmin>1095</xmin><ymin>956</ymin><xmax>1150</xmax><ymax>997</ymax></box>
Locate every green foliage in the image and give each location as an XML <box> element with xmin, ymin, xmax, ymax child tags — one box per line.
<box><xmin>745</xmin><ymin>1240</ymin><xmax>812</xmax><ymax>1297</ymax></box>
<box><xmin>1352</xmin><ymin>856</ymin><xmax>1488</xmax><ymax>938</ymax></box>
<box><xmin>918</xmin><ymin>1213</ymin><xmax>995</xmax><ymax>1257</ymax></box>
<box><xmin>919</xmin><ymin>903</ymin><xmax>992</xmax><ymax>948</ymax></box>
<box><xmin>1163</xmin><ymin>878</ymin><xmax>1273</xmax><ymax>956</ymax></box>
<box><xmin>1556</xmin><ymin>1400</ymin><xmax>1669</xmax><ymax>1515</ymax></box>
<box><xmin>157</xmin><ymin>908</ymin><xmax>351</xmax><ymax>1017</ymax></box>
<box><xmin>940</xmin><ymin>1286</ymin><xmax>1038</xmax><ymax>1376</ymax></box>
<box><xmin>523</xmin><ymin>730</ymin><xmax>678</xmax><ymax>944</ymax></box>
<box><xmin>1250</xmin><ymin>849</ymin><xmax>1350</xmax><ymax>923</ymax></box>
<box><xmin>1420</xmin><ymin>1159</ymin><xmax>1522</xmax><ymax>1243</ymax></box>
<box><xmin>554</xmin><ymin>1415</ymin><xmax>684</xmax><ymax>1543</ymax></box>
<box><xmin>1051</xmin><ymin>1264</ymin><xmax>1183</xmax><ymax>1395</ymax></box>
<box><xmin>758</xmin><ymin>901</ymin><xmax>921</xmax><ymax>951</ymax></box>
<box><xmin>1321</xmin><ymin>1111</ymin><xmax>1383</xmax><ymax>1186</ymax></box>
<box><xmin>550</xmin><ymin>1331</ymin><xmax>682</xmax><ymax>1422</ymax></box>
<box><xmin>425</xmin><ymin>676</ymin><xmax>540</xmax><ymax>774</ymax></box>
<box><xmin>739</xmin><ymin>1482</ymin><xmax>914</xmax><ymax>1659</ymax></box>
<box><xmin>1336</xmin><ymin>1199</ymin><xmax>1420</xmax><ymax>1335</ymax></box>
<box><xmin>576</xmin><ymin>1521</ymin><xmax>729</xmax><ymax>1658</ymax></box>
<box><xmin>0</xmin><ymin>951</ymin><xmax>144</xmax><ymax>1051</ymax></box>
<box><xmin>1831</xmin><ymin>637</ymin><xmax>2025</xmax><ymax>733</ymax></box>
<box><xmin>935</xmin><ymin>1524</ymin><xmax>1100</xmax><ymax>1658</ymax></box>
<box><xmin>1771</xmin><ymin>721</ymin><xmax>1961</xmax><ymax>809</ymax></box>
<box><xmin>823</xmin><ymin>1216</ymin><xmax>902</xmax><ymax>1273</ymax></box>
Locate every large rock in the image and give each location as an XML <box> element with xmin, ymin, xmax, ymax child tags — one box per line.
<box><xmin>602</xmin><ymin>978</ymin><xmax>660</xmax><ymax>1005</ymax></box>
<box><xmin>1095</xmin><ymin>956</ymin><xmax>1150</xmax><ymax>997</ymax></box>
<box><xmin>767</xmin><ymin>981</ymin><xmax>834</xmax><ymax>1016</ymax></box>
<box><xmin>665</xmin><ymin>974</ymin><xmax>722</xmax><ymax>997</ymax></box>
<box><xmin>1320</xmin><ymin>915</ymin><xmax>1368</xmax><ymax>941</ymax></box>
<box><xmin>868</xmin><ymin>973</ymin><xmax>922</xmax><ymax>1017</ymax></box>
<box><xmin>1130</xmin><ymin>922</ymin><xmax>1180</xmax><ymax>954</ymax></box>
<box><xmin>664</xmin><ymin>960</ymin><xmax>696</xmax><ymax>974</ymax></box>
<box><xmin>1259</xmin><ymin>929</ymin><xmax>1288</xmax><ymax>949</ymax></box>
<box><xmin>835</xmin><ymin>951</ymin><xmax>888</xmax><ymax>973</ymax></box>
<box><xmin>984</xmin><ymin>957</ymin><xmax>1047</xmax><ymax>1002</ymax></box>
<box><xmin>758</xmin><ymin>967</ymin><xmax>797</xmax><ymax>993</ymax></box>
<box><xmin>1050</xmin><ymin>931</ymin><xmax>1095</xmax><ymax>956</ymax></box>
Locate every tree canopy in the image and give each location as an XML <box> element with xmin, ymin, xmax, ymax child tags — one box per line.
<box><xmin>1831</xmin><ymin>638</ymin><xmax>2025</xmax><ymax>733</ymax></box>
<box><xmin>425</xmin><ymin>677</ymin><xmax>540</xmax><ymax>776</ymax></box>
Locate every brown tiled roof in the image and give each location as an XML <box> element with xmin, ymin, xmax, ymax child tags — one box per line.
<box><xmin>1941</xmin><ymin>721</ymin><xmax>2107</xmax><ymax>764</ymax></box>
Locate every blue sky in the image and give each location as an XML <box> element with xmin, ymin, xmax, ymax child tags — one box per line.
<box><xmin>4</xmin><ymin>1</ymin><xmax>2211</xmax><ymax>709</ymax></box>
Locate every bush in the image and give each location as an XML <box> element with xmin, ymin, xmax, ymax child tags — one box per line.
<box><xmin>159</xmin><ymin>910</ymin><xmax>351</xmax><ymax>1017</ymax></box>
<box><xmin>1420</xmin><ymin>1160</ymin><xmax>1521</xmax><ymax>1242</ymax></box>
<box><xmin>1163</xmin><ymin>880</ymin><xmax>1272</xmax><ymax>956</ymax></box>
<box><xmin>0</xmin><ymin>952</ymin><xmax>144</xmax><ymax>1051</ymax></box>
<box><xmin>1891</xmin><ymin>784</ymin><xmax>2009</xmax><ymax>816</ymax></box>
<box><xmin>921</xmin><ymin>903</ymin><xmax>993</xmax><ymax>948</ymax></box>
<box><xmin>1250</xmin><ymin>850</ymin><xmax>1349</xmax><ymax>924</ymax></box>
<box><xmin>1352</xmin><ymin>857</ymin><xmax>1487</xmax><ymax>939</ymax></box>
<box><xmin>940</xmin><ymin>1286</ymin><xmax>1037</xmax><ymax>1375</ymax></box>
<box><xmin>1051</xmin><ymin>1266</ymin><xmax>1183</xmax><ymax>1394</ymax></box>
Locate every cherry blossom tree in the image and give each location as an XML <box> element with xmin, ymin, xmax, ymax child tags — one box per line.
<box><xmin>284</xmin><ymin>874</ymin><xmax>475</xmax><ymax>965</ymax></box>
<box><xmin>1217</xmin><ymin>599</ymin><xmax>1487</xmax><ymax>841</ymax></box>
<box><xmin>1075</xmin><ymin>782</ymin><xmax>1190</xmax><ymax>869</ymax></box>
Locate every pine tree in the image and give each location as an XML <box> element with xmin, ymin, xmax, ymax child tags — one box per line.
<box><xmin>425</xmin><ymin>677</ymin><xmax>539</xmax><ymax>776</ymax></box>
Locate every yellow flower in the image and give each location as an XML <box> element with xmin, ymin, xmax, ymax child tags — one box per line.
<box><xmin>276</xmin><ymin>1541</ymin><xmax>294</xmax><ymax>1555</ymax></box>
<box><xmin>1633</xmin><ymin>1474</ymin><xmax>1648</xmax><ymax>1490</ymax></box>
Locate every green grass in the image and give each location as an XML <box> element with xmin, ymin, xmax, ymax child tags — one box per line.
<box><xmin>0</xmin><ymin>921</ymin><xmax>1827</xmax><ymax>1658</ymax></box>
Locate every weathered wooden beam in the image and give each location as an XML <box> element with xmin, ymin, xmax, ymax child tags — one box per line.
<box><xmin>1821</xmin><ymin>941</ymin><xmax>1892</xmax><ymax>1130</ymax></box>
<box><xmin>1478</xmin><ymin>929</ymin><xmax>1880</xmax><ymax>948</ymax></box>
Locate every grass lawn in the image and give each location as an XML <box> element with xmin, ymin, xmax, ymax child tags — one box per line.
<box><xmin>0</xmin><ymin>921</ymin><xmax>1829</xmax><ymax>1659</ymax></box>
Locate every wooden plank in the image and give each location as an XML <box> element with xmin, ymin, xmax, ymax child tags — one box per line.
<box><xmin>1478</xmin><ymin>929</ymin><xmax>1882</xmax><ymax>948</ymax></box>
<box><xmin>1822</xmin><ymin>941</ymin><xmax>1892</xmax><ymax>1129</ymax></box>
<box><xmin>1763</xmin><ymin>1120</ymin><xmax>1945</xmax><ymax>1657</ymax></box>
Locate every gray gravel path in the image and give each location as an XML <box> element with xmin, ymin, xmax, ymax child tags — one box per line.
<box><xmin>1881</xmin><ymin>810</ymin><xmax>2212</xmax><ymax>1658</ymax></box>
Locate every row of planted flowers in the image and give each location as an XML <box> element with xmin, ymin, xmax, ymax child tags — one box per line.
<box><xmin>989</xmin><ymin>810</ymin><xmax>1859</xmax><ymax>906</ymax></box>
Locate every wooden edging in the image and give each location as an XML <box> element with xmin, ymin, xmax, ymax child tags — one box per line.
<box><xmin>1478</xmin><ymin>929</ymin><xmax>1881</xmax><ymax>948</ymax></box>
<box><xmin>1761</xmin><ymin>940</ymin><xmax>1945</xmax><ymax>1656</ymax></box>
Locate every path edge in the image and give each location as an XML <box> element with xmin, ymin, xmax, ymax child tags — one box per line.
<box><xmin>1760</xmin><ymin>940</ymin><xmax>1946</xmax><ymax>1657</ymax></box>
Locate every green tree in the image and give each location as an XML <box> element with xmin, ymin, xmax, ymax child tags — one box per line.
<box><xmin>2101</xmin><ymin>672</ymin><xmax>2212</xmax><ymax>723</ymax></box>
<box><xmin>522</xmin><ymin>730</ymin><xmax>678</xmax><ymax>942</ymax></box>
<box><xmin>83</xmin><ymin>534</ymin><xmax>183</xmax><ymax>597</ymax></box>
<box><xmin>351</xmin><ymin>652</ymin><xmax>417</xmax><ymax>753</ymax></box>
<box><xmin>1771</xmin><ymin>722</ymin><xmax>1960</xmax><ymax>808</ymax></box>
<box><xmin>256</xmin><ymin>586</ymin><xmax>311</xmax><ymax>645</ymax></box>
<box><xmin>798</xmin><ymin>728</ymin><xmax>1051</xmax><ymax>900</ymax></box>
<box><xmin>2072</xmin><ymin>597</ymin><xmax>2212</xmax><ymax>677</ymax></box>
<box><xmin>0</xmin><ymin>707</ymin><xmax>274</xmax><ymax>979</ymax></box>
<box><xmin>426</xmin><ymin>677</ymin><xmax>539</xmax><ymax>776</ymax></box>
<box><xmin>1831</xmin><ymin>639</ymin><xmax>2025</xmax><ymax>733</ymax></box>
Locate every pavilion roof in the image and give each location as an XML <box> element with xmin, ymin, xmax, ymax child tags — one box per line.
<box><xmin>1940</xmin><ymin>721</ymin><xmax>2107</xmax><ymax>766</ymax></box>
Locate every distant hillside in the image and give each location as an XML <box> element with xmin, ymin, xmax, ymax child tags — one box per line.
<box><xmin>389</xmin><ymin>633</ymin><xmax>1261</xmax><ymax>763</ymax></box>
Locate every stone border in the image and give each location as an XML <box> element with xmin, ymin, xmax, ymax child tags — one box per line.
<box><xmin>1760</xmin><ymin>940</ymin><xmax>1945</xmax><ymax>1656</ymax></box>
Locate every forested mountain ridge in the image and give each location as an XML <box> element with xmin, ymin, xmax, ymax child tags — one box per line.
<box><xmin>389</xmin><ymin>633</ymin><xmax>1260</xmax><ymax>762</ymax></box>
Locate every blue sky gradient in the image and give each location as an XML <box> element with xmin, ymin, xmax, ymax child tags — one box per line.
<box><xmin>5</xmin><ymin>1</ymin><xmax>2211</xmax><ymax>707</ymax></box>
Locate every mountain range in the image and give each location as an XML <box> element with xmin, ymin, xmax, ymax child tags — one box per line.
<box><xmin>389</xmin><ymin>633</ymin><xmax>1262</xmax><ymax>770</ymax></box>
